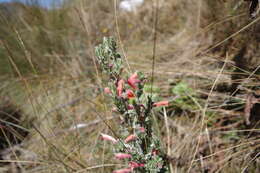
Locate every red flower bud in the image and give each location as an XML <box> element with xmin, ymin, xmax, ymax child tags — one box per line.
<box><xmin>104</xmin><ymin>87</ymin><xmax>112</xmax><ymax>94</ymax></box>
<box><xmin>100</xmin><ymin>133</ymin><xmax>118</xmax><ymax>143</ymax></box>
<box><xmin>129</xmin><ymin>161</ymin><xmax>145</xmax><ymax>169</ymax></box>
<box><xmin>152</xmin><ymin>149</ymin><xmax>159</xmax><ymax>156</ymax></box>
<box><xmin>124</xmin><ymin>134</ymin><xmax>137</xmax><ymax>143</ymax></box>
<box><xmin>126</xmin><ymin>89</ymin><xmax>135</xmax><ymax>99</ymax></box>
<box><xmin>153</xmin><ymin>101</ymin><xmax>169</xmax><ymax>107</ymax></box>
<box><xmin>117</xmin><ymin>79</ymin><xmax>125</xmax><ymax>97</ymax></box>
<box><xmin>139</xmin><ymin>127</ymin><xmax>145</xmax><ymax>133</ymax></box>
<box><xmin>115</xmin><ymin>153</ymin><xmax>132</xmax><ymax>160</ymax></box>
<box><xmin>127</xmin><ymin>105</ymin><xmax>134</xmax><ymax>110</ymax></box>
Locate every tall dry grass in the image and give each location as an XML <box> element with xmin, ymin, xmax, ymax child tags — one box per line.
<box><xmin>0</xmin><ymin>0</ymin><xmax>259</xmax><ymax>172</ymax></box>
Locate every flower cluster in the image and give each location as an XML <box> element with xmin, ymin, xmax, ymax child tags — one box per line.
<box><xmin>95</xmin><ymin>37</ymin><xmax>169</xmax><ymax>172</ymax></box>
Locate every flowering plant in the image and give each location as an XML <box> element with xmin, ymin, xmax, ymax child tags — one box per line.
<box><xmin>95</xmin><ymin>37</ymin><xmax>169</xmax><ymax>172</ymax></box>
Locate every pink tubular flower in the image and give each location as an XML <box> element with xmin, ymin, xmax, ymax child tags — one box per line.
<box><xmin>153</xmin><ymin>100</ymin><xmax>169</xmax><ymax>107</ymax></box>
<box><xmin>138</xmin><ymin>127</ymin><xmax>145</xmax><ymax>133</ymax></box>
<box><xmin>104</xmin><ymin>87</ymin><xmax>112</xmax><ymax>94</ymax></box>
<box><xmin>100</xmin><ymin>133</ymin><xmax>117</xmax><ymax>143</ymax></box>
<box><xmin>127</xmin><ymin>73</ymin><xmax>140</xmax><ymax>89</ymax></box>
<box><xmin>115</xmin><ymin>153</ymin><xmax>132</xmax><ymax>160</ymax></box>
<box><xmin>126</xmin><ymin>89</ymin><xmax>135</xmax><ymax>99</ymax></box>
<box><xmin>129</xmin><ymin>161</ymin><xmax>145</xmax><ymax>169</ymax></box>
<box><xmin>124</xmin><ymin>134</ymin><xmax>137</xmax><ymax>143</ymax></box>
<box><xmin>113</xmin><ymin>168</ymin><xmax>132</xmax><ymax>173</ymax></box>
<box><xmin>109</xmin><ymin>64</ymin><xmax>113</xmax><ymax>68</ymax></box>
<box><xmin>117</xmin><ymin>79</ymin><xmax>125</xmax><ymax>97</ymax></box>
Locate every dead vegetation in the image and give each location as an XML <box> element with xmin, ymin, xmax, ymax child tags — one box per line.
<box><xmin>0</xmin><ymin>0</ymin><xmax>259</xmax><ymax>172</ymax></box>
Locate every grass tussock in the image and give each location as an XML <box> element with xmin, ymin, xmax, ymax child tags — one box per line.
<box><xmin>0</xmin><ymin>0</ymin><xmax>259</xmax><ymax>172</ymax></box>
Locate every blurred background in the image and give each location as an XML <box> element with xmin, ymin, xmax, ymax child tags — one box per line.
<box><xmin>0</xmin><ymin>0</ymin><xmax>259</xmax><ymax>172</ymax></box>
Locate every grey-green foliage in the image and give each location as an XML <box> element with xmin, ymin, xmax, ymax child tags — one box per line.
<box><xmin>95</xmin><ymin>37</ymin><xmax>169</xmax><ymax>172</ymax></box>
<box><xmin>95</xmin><ymin>37</ymin><xmax>122</xmax><ymax>78</ymax></box>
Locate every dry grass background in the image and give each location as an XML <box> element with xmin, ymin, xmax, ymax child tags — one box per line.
<box><xmin>0</xmin><ymin>0</ymin><xmax>259</xmax><ymax>172</ymax></box>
